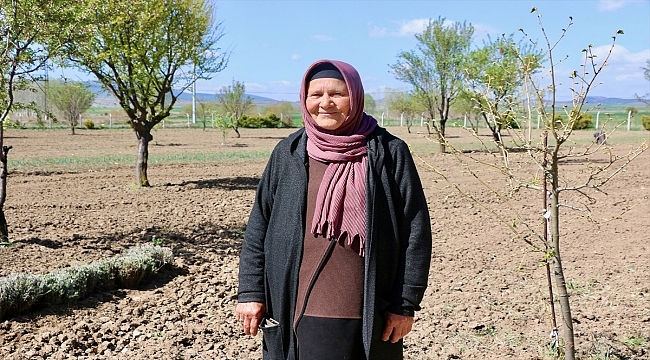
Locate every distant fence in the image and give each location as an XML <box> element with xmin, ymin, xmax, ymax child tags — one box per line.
<box><xmin>6</xmin><ymin>109</ymin><xmax>649</xmax><ymax>131</ymax></box>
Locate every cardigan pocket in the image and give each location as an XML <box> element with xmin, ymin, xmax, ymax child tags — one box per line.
<box><xmin>260</xmin><ymin>317</ymin><xmax>284</xmax><ymax>360</ymax></box>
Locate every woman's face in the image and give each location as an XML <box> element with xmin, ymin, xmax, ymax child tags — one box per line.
<box><xmin>305</xmin><ymin>78</ymin><xmax>351</xmax><ymax>130</ymax></box>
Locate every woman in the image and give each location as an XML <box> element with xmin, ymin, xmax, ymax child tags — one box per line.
<box><xmin>236</xmin><ymin>59</ymin><xmax>432</xmax><ymax>360</ymax></box>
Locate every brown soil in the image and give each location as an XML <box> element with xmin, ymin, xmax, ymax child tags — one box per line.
<box><xmin>0</xmin><ymin>127</ymin><xmax>648</xmax><ymax>360</ymax></box>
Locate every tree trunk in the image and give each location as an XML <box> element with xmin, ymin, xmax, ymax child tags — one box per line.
<box><xmin>438</xmin><ymin>122</ymin><xmax>446</xmax><ymax>154</ymax></box>
<box><xmin>0</xmin><ymin>124</ymin><xmax>11</xmax><ymax>242</ymax></box>
<box><xmin>492</xmin><ymin>124</ymin><xmax>502</xmax><ymax>143</ymax></box>
<box><xmin>71</xmin><ymin>124</ymin><xmax>75</xmax><ymax>135</ymax></box>
<box><xmin>550</xmin><ymin>163</ymin><xmax>575</xmax><ymax>360</ymax></box>
<box><xmin>136</xmin><ymin>129</ymin><xmax>153</xmax><ymax>187</ymax></box>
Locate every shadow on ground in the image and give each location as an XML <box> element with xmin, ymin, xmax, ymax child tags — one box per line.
<box><xmin>171</xmin><ymin>176</ymin><xmax>259</xmax><ymax>191</ymax></box>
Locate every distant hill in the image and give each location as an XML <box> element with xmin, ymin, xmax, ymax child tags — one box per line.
<box><xmin>87</xmin><ymin>81</ymin><xmax>278</xmax><ymax>107</ymax></box>
<box><xmin>85</xmin><ymin>81</ymin><xmax>644</xmax><ymax>108</ymax></box>
<box><xmin>555</xmin><ymin>96</ymin><xmax>645</xmax><ymax>106</ymax></box>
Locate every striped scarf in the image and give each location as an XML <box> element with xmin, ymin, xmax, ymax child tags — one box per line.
<box><xmin>300</xmin><ymin>60</ymin><xmax>377</xmax><ymax>256</ymax></box>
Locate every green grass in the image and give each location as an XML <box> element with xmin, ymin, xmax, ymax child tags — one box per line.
<box><xmin>9</xmin><ymin>150</ymin><xmax>272</xmax><ymax>171</ymax></box>
<box><xmin>622</xmin><ymin>335</ymin><xmax>647</xmax><ymax>348</ymax></box>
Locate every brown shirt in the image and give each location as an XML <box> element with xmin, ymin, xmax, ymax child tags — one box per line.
<box><xmin>293</xmin><ymin>157</ymin><xmax>365</xmax><ymax>324</ymax></box>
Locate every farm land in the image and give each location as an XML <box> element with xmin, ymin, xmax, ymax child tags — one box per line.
<box><xmin>0</xmin><ymin>125</ymin><xmax>648</xmax><ymax>359</ymax></box>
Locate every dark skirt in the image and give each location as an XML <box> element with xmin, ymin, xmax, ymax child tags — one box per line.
<box><xmin>296</xmin><ymin>316</ymin><xmax>364</xmax><ymax>360</ymax></box>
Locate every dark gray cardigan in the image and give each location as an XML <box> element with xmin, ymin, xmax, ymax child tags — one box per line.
<box><xmin>237</xmin><ymin>127</ymin><xmax>432</xmax><ymax>360</ymax></box>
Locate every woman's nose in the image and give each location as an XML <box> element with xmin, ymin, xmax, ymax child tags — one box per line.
<box><xmin>320</xmin><ymin>94</ymin><xmax>332</xmax><ymax>107</ymax></box>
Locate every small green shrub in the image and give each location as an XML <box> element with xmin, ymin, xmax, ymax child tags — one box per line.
<box><xmin>83</xmin><ymin>119</ymin><xmax>95</xmax><ymax>129</ymax></box>
<box><xmin>552</xmin><ymin>112</ymin><xmax>592</xmax><ymax>130</ymax></box>
<box><xmin>642</xmin><ymin>115</ymin><xmax>650</xmax><ymax>131</ymax></box>
<box><xmin>500</xmin><ymin>113</ymin><xmax>520</xmax><ymax>129</ymax></box>
<box><xmin>239</xmin><ymin>114</ymin><xmax>282</xmax><ymax>128</ymax></box>
<box><xmin>0</xmin><ymin>274</ymin><xmax>45</xmax><ymax>320</ymax></box>
<box><xmin>573</xmin><ymin>113</ymin><xmax>593</xmax><ymax>130</ymax></box>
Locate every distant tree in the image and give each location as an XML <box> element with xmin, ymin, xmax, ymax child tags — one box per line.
<box><xmin>212</xmin><ymin>113</ymin><xmax>233</xmax><ymax>145</ymax></box>
<box><xmin>453</xmin><ymin>91</ymin><xmax>483</xmax><ymax>132</ymax></box>
<box><xmin>48</xmin><ymin>80</ymin><xmax>96</xmax><ymax>135</ymax></box>
<box><xmin>0</xmin><ymin>0</ymin><xmax>87</xmax><ymax>242</ymax></box>
<box><xmin>625</xmin><ymin>106</ymin><xmax>638</xmax><ymax>118</ymax></box>
<box><xmin>217</xmin><ymin>79</ymin><xmax>252</xmax><ymax>138</ymax></box>
<box><xmin>388</xmin><ymin>92</ymin><xmax>424</xmax><ymax>133</ymax></box>
<box><xmin>197</xmin><ymin>100</ymin><xmax>219</xmax><ymax>130</ymax></box>
<box><xmin>64</xmin><ymin>0</ymin><xmax>229</xmax><ymax>186</ymax></box>
<box><xmin>182</xmin><ymin>100</ymin><xmax>218</xmax><ymax>130</ymax></box>
<box><xmin>364</xmin><ymin>93</ymin><xmax>377</xmax><ymax>114</ymax></box>
<box><xmin>391</xmin><ymin>16</ymin><xmax>474</xmax><ymax>153</ymax></box>
<box><xmin>465</xmin><ymin>35</ymin><xmax>542</xmax><ymax>143</ymax></box>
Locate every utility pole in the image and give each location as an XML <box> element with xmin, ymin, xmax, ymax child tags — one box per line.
<box><xmin>192</xmin><ymin>63</ymin><xmax>197</xmax><ymax>124</ymax></box>
<box><xmin>44</xmin><ymin>61</ymin><xmax>50</xmax><ymax>128</ymax></box>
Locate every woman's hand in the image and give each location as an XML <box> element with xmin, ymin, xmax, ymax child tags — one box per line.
<box><xmin>381</xmin><ymin>312</ymin><xmax>414</xmax><ymax>343</ymax></box>
<box><xmin>235</xmin><ymin>302</ymin><xmax>266</xmax><ymax>336</ymax></box>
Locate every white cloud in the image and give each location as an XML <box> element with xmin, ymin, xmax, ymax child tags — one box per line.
<box><xmin>369</xmin><ymin>25</ymin><xmax>388</xmax><ymax>38</ymax></box>
<box><xmin>472</xmin><ymin>23</ymin><xmax>502</xmax><ymax>41</ymax></box>
<box><xmin>397</xmin><ymin>19</ymin><xmax>430</xmax><ymax>36</ymax></box>
<box><xmin>270</xmin><ymin>80</ymin><xmax>293</xmax><ymax>86</ymax></box>
<box><xmin>369</xmin><ymin>18</ymin><xmax>493</xmax><ymax>40</ymax></box>
<box><xmin>290</xmin><ymin>54</ymin><xmax>301</xmax><ymax>60</ymax></box>
<box><xmin>615</xmin><ymin>72</ymin><xmax>643</xmax><ymax>81</ymax></box>
<box><xmin>599</xmin><ymin>0</ymin><xmax>625</xmax><ymax>11</ymax></box>
<box><xmin>553</xmin><ymin>45</ymin><xmax>650</xmax><ymax>98</ymax></box>
<box><xmin>590</xmin><ymin>44</ymin><xmax>649</xmax><ymax>72</ymax></box>
<box><xmin>312</xmin><ymin>35</ymin><xmax>336</xmax><ymax>42</ymax></box>
<box><xmin>244</xmin><ymin>82</ymin><xmax>266</xmax><ymax>91</ymax></box>
<box><xmin>598</xmin><ymin>0</ymin><xmax>644</xmax><ymax>11</ymax></box>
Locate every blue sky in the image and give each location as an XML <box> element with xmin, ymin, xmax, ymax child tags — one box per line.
<box><xmin>197</xmin><ymin>0</ymin><xmax>650</xmax><ymax>102</ymax></box>
<box><xmin>56</xmin><ymin>0</ymin><xmax>650</xmax><ymax>102</ymax></box>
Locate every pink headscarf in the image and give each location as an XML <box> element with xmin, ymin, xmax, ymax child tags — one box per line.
<box><xmin>300</xmin><ymin>59</ymin><xmax>377</xmax><ymax>256</ymax></box>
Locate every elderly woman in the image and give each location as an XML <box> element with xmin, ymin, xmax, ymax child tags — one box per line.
<box><xmin>236</xmin><ymin>59</ymin><xmax>432</xmax><ymax>360</ymax></box>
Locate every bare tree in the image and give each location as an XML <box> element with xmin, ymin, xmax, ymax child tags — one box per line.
<box><xmin>413</xmin><ymin>9</ymin><xmax>648</xmax><ymax>360</ymax></box>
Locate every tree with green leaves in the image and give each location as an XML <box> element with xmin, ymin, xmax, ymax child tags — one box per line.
<box><xmin>182</xmin><ymin>100</ymin><xmax>218</xmax><ymax>130</ymax></box>
<box><xmin>217</xmin><ymin>79</ymin><xmax>252</xmax><ymax>138</ymax></box>
<box><xmin>1</xmin><ymin>0</ymin><xmax>88</xmax><ymax>242</ymax></box>
<box><xmin>48</xmin><ymin>80</ymin><xmax>96</xmax><ymax>135</ymax></box>
<box><xmin>63</xmin><ymin>0</ymin><xmax>228</xmax><ymax>186</ymax></box>
<box><xmin>364</xmin><ymin>93</ymin><xmax>377</xmax><ymax>114</ymax></box>
<box><xmin>391</xmin><ymin>17</ymin><xmax>474</xmax><ymax>153</ymax></box>
<box><xmin>388</xmin><ymin>91</ymin><xmax>424</xmax><ymax>133</ymax></box>
<box><xmin>453</xmin><ymin>91</ymin><xmax>483</xmax><ymax>132</ymax></box>
<box><xmin>625</xmin><ymin>106</ymin><xmax>638</xmax><ymax>118</ymax></box>
<box><xmin>465</xmin><ymin>35</ymin><xmax>542</xmax><ymax>143</ymax></box>
<box><xmin>212</xmin><ymin>113</ymin><xmax>233</xmax><ymax>145</ymax></box>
